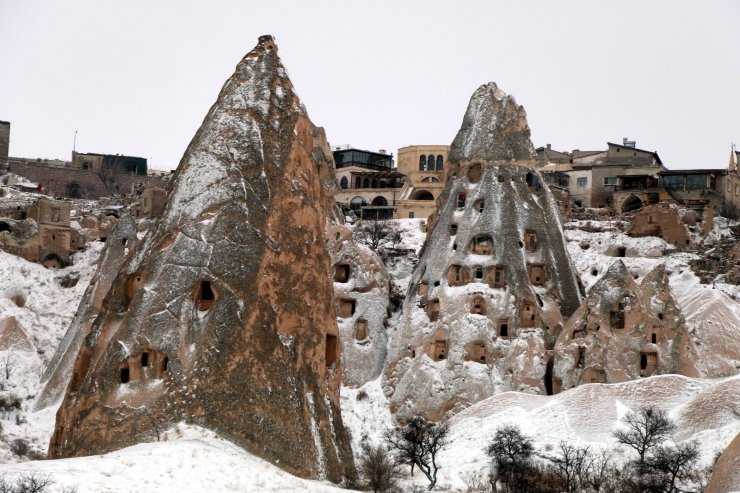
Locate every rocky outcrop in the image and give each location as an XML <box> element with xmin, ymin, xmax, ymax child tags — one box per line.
<box><xmin>383</xmin><ymin>82</ymin><xmax>583</xmax><ymax>420</ymax></box>
<box><xmin>50</xmin><ymin>36</ymin><xmax>355</xmax><ymax>483</ymax></box>
<box><xmin>705</xmin><ymin>430</ymin><xmax>740</xmax><ymax>493</ymax></box>
<box><xmin>627</xmin><ymin>203</ymin><xmax>690</xmax><ymax>248</ymax></box>
<box><xmin>34</xmin><ymin>214</ymin><xmax>137</xmax><ymax>411</ymax></box>
<box><xmin>327</xmin><ymin>224</ymin><xmax>390</xmax><ymax>388</ymax></box>
<box><xmin>553</xmin><ymin>261</ymin><xmax>699</xmax><ymax>391</ymax></box>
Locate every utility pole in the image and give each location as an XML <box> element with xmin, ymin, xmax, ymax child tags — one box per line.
<box><xmin>73</xmin><ymin>130</ymin><xmax>78</xmax><ymax>153</ymax></box>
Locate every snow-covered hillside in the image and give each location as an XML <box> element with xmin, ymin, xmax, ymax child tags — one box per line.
<box><xmin>0</xmin><ymin>215</ymin><xmax>738</xmax><ymax>491</ymax></box>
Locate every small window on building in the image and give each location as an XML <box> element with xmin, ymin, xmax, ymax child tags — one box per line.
<box><xmin>474</xmin><ymin>199</ymin><xmax>485</xmax><ymax>213</ymax></box>
<box><xmin>428</xmin><ymin>298</ymin><xmax>440</xmax><ymax>322</ymax></box>
<box><xmin>120</xmin><ymin>366</ymin><xmax>130</xmax><ymax>384</ymax></box>
<box><xmin>471</xmin><ymin>296</ymin><xmax>486</xmax><ymax>315</ymax></box>
<box><xmin>419</xmin><ymin>155</ymin><xmax>427</xmax><ymax>171</ymax></box>
<box><xmin>141</xmin><ymin>352</ymin><xmax>149</xmax><ymax>367</ymax></box>
<box><xmin>434</xmin><ymin>340</ymin><xmax>447</xmax><ymax>360</ymax></box>
<box><xmin>651</xmin><ymin>333</ymin><xmax>657</xmax><ymax>344</ymax></box>
<box><xmin>577</xmin><ymin>177</ymin><xmax>588</xmax><ymax>187</ymax></box>
<box><xmin>51</xmin><ymin>208</ymin><xmax>60</xmax><ymax>222</ymax></box>
<box><xmin>355</xmin><ymin>318</ymin><xmax>368</xmax><ymax>340</ymax></box>
<box><xmin>499</xmin><ymin>319</ymin><xmax>509</xmax><ymax>338</ymax></box>
<box><xmin>409</xmin><ymin>212</ymin><xmax>414</xmax><ymax>218</ymax></box>
<box><xmin>603</xmin><ymin>177</ymin><xmax>617</xmax><ymax>186</ymax></box>
<box><xmin>457</xmin><ymin>192</ymin><xmax>466</xmax><ymax>208</ymax></box>
<box><xmin>468</xmin><ymin>163</ymin><xmax>482</xmax><ymax>183</ymax></box>
<box><xmin>338</xmin><ymin>299</ymin><xmax>356</xmax><ymax>318</ymax></box>
<box><xmin>524</xmin><ymin>230</ymin><xmax>537</xmax><ymax>252</ymax></box>
<box><xmin>491</xmin><ymin>266</ymin><xmax>506</xmax><ymax>288</ymax></box>
<box><xmin>449</xmin><ymin>223</ymin><xmax>458</xmax><ymax>236</ymax></box>
<box><xmin>474</xmin><ymin>266</ymin><xmax>484</xmax><ymax>280</ymax></box>
<box><xmin>162</xmin><ymin>357</ymin><xmax>169</xmax><ymax>373</ymax></box>
<box><xmin>470</xmin><ymin>235</ymin><xmax>493</xmax><ymax>255</ymax></box>
<box><xmin>340</xmin><ymin>176</ymin><xmax>348</xmax><ymax>189</ymax></box>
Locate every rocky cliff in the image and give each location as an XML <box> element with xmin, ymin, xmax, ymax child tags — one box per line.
<box><xmin>384</xmin><ymin>82</ymin><xmax>583</xmax><ymax>420</ymax></box>
<box><xmin>50</xmin><ymin>35</ymin><xmax>355</xmax><ymax>482</ymax></box>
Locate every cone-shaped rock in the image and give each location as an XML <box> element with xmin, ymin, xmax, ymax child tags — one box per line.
<box><xmin>50</xmin><ymin>35</ymin><xmax>355</xmax><ymax>482</ymax></box>
<box><xmin>553</xmin><ymin>261</ymin><xmax>699</xmax><ymax>390</ymax></box>
<box><xmin>383</xmin><ymin>82</ymin><xmax>582</xmax><ymax>420</ymax></box>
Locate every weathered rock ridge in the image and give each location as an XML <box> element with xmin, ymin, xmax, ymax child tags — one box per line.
<box><xmin>50</xmin><ymin>35</ymin><xmax>355</xmax><ymax>482</ymax></box>
<box><xmin>553</xmin><ymin>261</ymin><xmax>699</xmax><ymax>390</ymax></box>
<box><xmin>35</xmin><ymin>214</ymin><xmax>137</xmax><ymax>411</ymax></box>
<box><xmin>384</xmin><ymin>82</ymin><xmax>583</xmax><ymax>420</ymax></box>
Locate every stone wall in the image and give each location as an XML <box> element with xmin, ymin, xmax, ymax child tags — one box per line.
<box><xmin>0</xmin><ymin>121</ymin><xmax>9</xmax><ymax>163</ymax></box>
<box><xmin>8</xmin><ymin>161</ymin><xmax>167</xmax><ymax>199</ymax></box>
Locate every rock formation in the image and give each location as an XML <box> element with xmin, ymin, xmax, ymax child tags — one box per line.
<box><xmin>705</xmin><ymin>430</ymin><xmax>740</xmax><ymax>493</ymax></box>
<box><xmin>627</xmin><ymin>203</ymin><xmax>690</xmax><ymax>248</ymax></box>
<box><xmin>553</xmin><ymin>261</ymin><xmax>699</xmax><ymax>390</ymax></box>
<box><xmin>383</xmin><ymin>82</ymin><xmax>583</xmax><ymax>420</ymax></box>
<box><xmin>327</xmin><ymin>223</ymin><xmax>390</xmax><ymax>387</ymax></box>
<box><xmin>50</xmin><ymin>35</ymin><xmax>355</xmax><ymax>483</ymax></box>
<box><xmin>34</xmin><ymin>214</ymin><xmax>137</xmax><ymax>411</ymax></box>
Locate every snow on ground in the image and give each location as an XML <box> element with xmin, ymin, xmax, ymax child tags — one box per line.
<box><xmin>0</xmin><ymin>424</ymin><xmax>358</xmax><ymax>493</ymax></box>
<box><xmin>0</xmin><ymin>244</ymin><xmax>102</xmax><ymax>461</ymax></box>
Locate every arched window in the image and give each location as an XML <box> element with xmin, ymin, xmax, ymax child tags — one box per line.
<box><xmin>355</xmin><ymin>177</ymin><xmax>361</xmax><ymax>188</ymax></box>
<box><xmin>419</xmin><ymin>155</ymin><xmax>427</xmax><ymax>171</ymax></box>
<box><xmin>340</xmin><ymin>176</ymin><xmax>348</xmax><ymax>189</ymax></box>
<box><xmin>372</xmin><ymin>179</ymin><xmax>378</xmax><ymax>188</ymax></box>
<box><xmin>350</xmin><ymin>196</ymin><xmax>366</xmax><ymax>211</ymax></box>
<box><xmin>363</xmin><ymin>178</ymin><xmax>370</xmax><ymax>188</ymax></box>
<box><xmin>436</xmin><ymin>155</ymin><xmax>444</xmax><ymax>171</ymax></box>
<box><xmin>371</xmin><ymin>196</ymin><xmax>388</xmax><ymax>206</ymax></box>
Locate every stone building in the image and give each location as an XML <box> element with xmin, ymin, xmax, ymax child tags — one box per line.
<box><xmin>384</xmin><ymin>82</ymin><xmax>583</xmax><ymax>420</ymax></box>
<box><xmin>0</xmin><ymin>120</ymin><xmax>9</xmax><ymax>164</ymax></box>
<box><xmin>627</xmin><ymin>203</ymin><xmax>693</xmax><ymax>247</ymax></box>
<box><xmin>724</xmin><ymin>146</ymin><xmax>740</xmax><ymax>214</ymax></box>
<box><xmin>332</xmin><ymin>146</ymin><xmax>404</xmax><ymax>219</ymax></box>
<box><xmin>130</xmin><ymin>186</ymin><xmax>168</xmax><ymax>219</ymax></box>
<box><xmin>394</xmin><ymin>144</ymin><xmax>450</xmax><ymax>219</ymax></box>
<box><xmin>0</xmin><ymin>197</ymin><xmax>83</xmax><ymax>267</ymax></box>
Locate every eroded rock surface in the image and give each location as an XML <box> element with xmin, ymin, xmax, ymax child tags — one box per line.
<box><xmin>50</xmin><ymin>36</ymin><xmax>354</xmax><ymax>482</ymax></box>
<box><xmin>553</xmin><ymin>261</ymin><xmax>699</xmax><ymax>390</ymax></box>
<box><xmin>327</xmin><ymin>224</ymin><xmax>390</xmax><ymax>388</ymax></box>
<box><xmin>384</xmin><ymin>82</ymin><xmax>583</xmax><ymax>420</ymax></box>
<box><xmin>34</xmin><ymin>214</ymin><xmax>137</xmax><ymax>411</ymax></box>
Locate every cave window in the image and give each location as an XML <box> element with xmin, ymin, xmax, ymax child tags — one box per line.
<box><xmin>617</xmin><ymin>246</ymin><xmax>626</xmax><ymax>257</ymax></box>
<box><xmin>120</xmin><ymin>366</ymin><xmax>130</xmax><ymax>384</ymax></box>
<box><xmin>492</xmin><ymin>266</ymin><xmax>506</xmax><ymax>288</ymax></box>
<box><xmin>520</xmin><ymin>301</ymin><xmax>536</xmax><ymax>328</ymax></box>
<box><xmin>456</xmin><ymin>192</ymin><xmax>466</xmax><ymax>208</ymax></box>
<box><xmin>526</xmin><ymin>172</ymin><xmax>541</xmax><ymax>190</ymax></box>
<box><xmin>474</xmin><ymin>266</ymin><xmax>484</xmax><ymax>281</ymax></box>
<box><xmin>524</xmin><ymin>230</ymin><xmax>538</xmax><ymax>252</ymax></box>
<box><xmin>334</xmin><ymin>264</ymin><xmax>350</xmax><ymax>283</ymax></box>
<box><xmin>355</xmin><ymin>318</ymin><xmax>368</xmax><ymax>340</ymax></box>
<box><xmin>325</xmin><ymin>334</ymin><xmax>338</xmax><ymax>367</ymax></box>
<box><xmin>449</xmin><ymin>223</ymin><xmax>458</xmax><ymax>236</ymax></box>
<box><xmin>499</xmin><ymin>320</ymin><xmax>509</xmax><ymax>338</ymax></box>
<box><xmin>471</xmin><ymin>296</ymin><xmax>486</xmax><ymax>315</ymax></box>
<box><xmin>470</xmin><ymin>235</ymin><xmax>493</xmax><ymax>255</ymax></box>
<box><xmin>658</xmin><ymin>312</ymin><xmax>664</xmax><ymax>320</ymax></box>
<box><xmin>429</xmin><ymin>298</ymin><xmax>440</xmax><ymax>322</ymax></box>
<box><xmin>468</xmin><ymin>163</ymin><xmax>482</xmax><ymax>183</ymax></box>
<box><xmin>474</xmin><ymin>199</ymin><xmax>485</xmax><ymax>213</ymax></box>
<box><xmin>122</xmin><ymin>238</ymin><xmax>128</xmax><ymax>246</ymax></box>
<box><xmin>651</xmin><ymin>333</ymin><xmax>657</xmax><ymax>344</ymax></box>
<box><xmin>610</xmin><ymin>308</ymin><xmax>625</xmax><ymax>329</ymax></box>
<box><xmin>434</xmin><ymin>340</ymin><xmax>447</xmax><ymax>360</ymax></box>
<box><xmin>577</xmin><ymin>347</ymin><xmax>585</xmax><ymax>368</ymax></box>
<box><xmin>640</xmin><ymin>353</ymin><xmax>648</xmax><ymax>370</ymax></box>
<box><xmin>141</xmin><ymin>352</ymin><xmax>149</xmax><ymax>367</ymax></box>
<box><xmin>162</xmin><ymin>357</ymin><xmax>169</xmax><ymax>373</ymax></box>
<box><xmin>196</xmin><ymin>280</ymin><xmax>216</xmax><ymax>312</ymax></box>
<box><xmin>339</xmin><ymin>299</ymin><xmax>356</xmax><ymax>318</ymax></box>
<box><xmin>529</xmin><ymin>265</ymin><xmax>546</xmax><ymax>286</ymax></box>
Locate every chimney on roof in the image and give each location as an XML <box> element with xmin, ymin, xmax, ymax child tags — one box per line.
<box><xmin>546</xmin><ymin>144</ymin><xmax>551</xmax><ymax>150</ymax></box>
<box><xmin>379</xmin><ymin>149</ymin><xmax>386</xmax><ymax>154</ymax></box>
<box><xmin>623</xmin><ymin>138</ymin><xmax>636</xmax><ymax>148</ymax></box>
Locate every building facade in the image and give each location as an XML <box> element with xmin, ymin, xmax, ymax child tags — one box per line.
<box><xmin>394</xmin><ymin>144</ymin><xmax>450</xmax><ymax>219</ymax></box>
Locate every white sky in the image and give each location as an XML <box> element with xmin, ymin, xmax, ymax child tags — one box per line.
<box><xmin>1</xmin><ymin>0</ymin><xmax>738</xmax><ymax>170</ymax></box>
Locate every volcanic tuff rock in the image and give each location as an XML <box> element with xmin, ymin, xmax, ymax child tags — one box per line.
<box><xmin>384</xmin><ymin>82</ymin><xmax>583</xmax><ymax>420</ymax></box>
<box><xmin>553</xmin><ymin>261</ymin><xmax>699</xmax><ymax>391</ymax></box>
<box><xmin>327</xmin><ymin>224</ymin><xmax>390</xmax><ymax>388</ymax></box>
<box><xmin>50</xmin><ymin>35</ymin><xmax>355</xmax><ymax>482</ymax></box>
<box><xmin>34</xmin><ymin>214</ymin><xmax>137</xmax><ymax>411</ymax></box>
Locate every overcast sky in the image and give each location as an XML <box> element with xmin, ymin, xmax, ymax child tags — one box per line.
<box><xmin>1</xmin><ymin>1</ymin><xmax>738</xmax><ymax>170</ymax></box>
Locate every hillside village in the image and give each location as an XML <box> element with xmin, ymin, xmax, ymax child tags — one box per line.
<box><xmin>0</xmin><ymin>36</ymin><xmax>738</xmax><ymax>492</ymax></box>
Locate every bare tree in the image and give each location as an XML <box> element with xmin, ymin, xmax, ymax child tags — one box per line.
<box><xmin>644</xmin><ymin>442</ymin><xmax>701</xmax><ymax>493</ymax></box>
<box><xmin>547</xmin><ymin>442</ymin><xmax>590</xmax><ymax>493</ymax></box>
<box><xmin>584</xmin><ymin>449</ymin><xmax>619</xmax><ymax>493</ymax></box>
<box><xmin>485</xmin><ymin>424</ymin><xmax>535</xmax><ymax>491</ymax></box>
<box><xmin>613</xmin><ymin>407</ymin><xmax>676</xmax><ymax>464</ymax></box>
<box><xmin>385</xmin><ymin>415</ymin><xmax>449</xmax><ymax>490</ymax></box>
<box><xmin>354</xmin><ymin>220</ymin><xmax>398</xmax><ymax>250</ymax></box>
<box><xmin>358</xmin><ymin>444</ymin><xmax>403</xmax><ymax>493</ymax></box>
<box><xmin>14</xmin><ymin>472</ymin><xmax>54</xmax><ymax>493</ymax></box>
